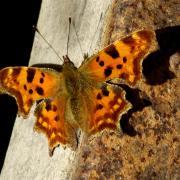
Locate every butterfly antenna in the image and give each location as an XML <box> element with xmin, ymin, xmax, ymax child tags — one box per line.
<box><xmin>72</xmin><ymin>20</ymin><xmax>84</xmax><ymax>60</ymax></box>
<box><xmin>88</xmin><ymin>13</ymin><xmax>103</xmax><ymax>54</ymax></box>
<box><xmin>66</xmin><ymin>17</ymin><xmax>72</xmax><ymax>56</ymax></box>
<box><xmin>33</xmin><ymin>26</ymin><xmax>63</xmax><ymax>62</ymax></box>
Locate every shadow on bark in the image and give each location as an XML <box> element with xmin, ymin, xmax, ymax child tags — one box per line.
<box><xmin>120</xmin><ymin>26</ymin><xmax>180</xmax><ymax>136</ymax></box>
<box><xmin>143</xmin><ymin>26</ymin><xmax>180</xmax><ymax>85</ymax></box>
<box><xmin>120</xmin><ymin>85</ymin><xmax>152</xmax><ymax>136</ymax></box>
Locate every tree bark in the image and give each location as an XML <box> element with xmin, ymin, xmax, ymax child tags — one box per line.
<box><xmin>2</xmin><ymin>0</ymin><xmax>179</xmax><ymax>179</ymax></box>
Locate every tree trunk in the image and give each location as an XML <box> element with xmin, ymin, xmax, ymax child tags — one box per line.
<box><xmin>1</xmin><ymin>0</ymin><xmax>179</xmax><ymax>179</ymax></box>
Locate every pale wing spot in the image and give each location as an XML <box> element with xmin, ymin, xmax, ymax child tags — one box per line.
<box><xmin>23</xmin><ymin>104</ymin><xmax>29</xmax><ymax>113</ymax></box>
<box><xmin>6</xmin><ymin>82</ymin><xmax>11</xmax><ymax>86</ymax></box>
<box><xmin>11</xmin><ymin>85</ymin><xmax>17</xmax><ymax>89</ymax></box>
<box><xmin>107</xmin><ymin>86</ymin><xmax>111</xmax><ymax>92</ymax></box>
<box><xmin>117</xmin><ymin>98</ymin><xmax>122</xmax><ymax>104</ymax></box>
<box><xmin>42</xmin><ymin>109</ymin><xmax>47</xmax><ymax>116</ymax></box>
<box><xmin>7</xmin><ymin>69</ymin><xmax>13</xmax><ymax>75</ymax></box>
<box><xmin>58</xmin><ymin>132</ymin><xmax>63</xmax><ymax>138</ymax></box>
<box><xmin>97</xmin><ymin>119</ymin><xmax>104</xmax><ymax>127</ymax></box>
<box><xmin>113</xmin><ymin>104</ymin><xmax>120</xmax><ymax>111</ymax></box>
<box><xmin>23</xmin><ymin>95</ymin><xmax>28</xmax><ymax>102</ymax></box>
<box><xmin>50</xmin><ymin>132</ymin><xmax>56</xmax><ymax>139</ymax></box>
<box><xmin>89</xmin><ymin>127</ymin><xmax>95</xmax><ymax>133</ymax></box>
<box><xmin>106</xmin><ymin>118</ymin><xmax>113</xmax><ymax>123</ymax></box>
<box><xmin>42</xmin><ymin>122</ymin><xmax>48</xmax><ymax>128</ymax></box>
<box><xmin>38</xmin><ymin>117</ymin><xmax>42</xmax><ymax>123</ymax></box>
<box><xmin>129</xmin><ymin>75</ymin><xmax>135</xmax><ymax>82</ymax></box>
<box><xmin>4</xmin><ymin>79</ymin><xmax>8</xmax><ymax>83</ymax></box>
<box><xmin>110</xmin><ymin>109</ymin><xmax>114</xmax><ymax>114</ymax></box>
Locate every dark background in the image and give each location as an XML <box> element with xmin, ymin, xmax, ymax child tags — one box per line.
<box><xmin>0</xmin><ymin>0</ymin><xmax>41</xmax><ymax>173</ymax></box>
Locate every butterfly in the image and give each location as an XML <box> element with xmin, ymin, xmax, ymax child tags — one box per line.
<box><xmin>0</xmin><ymin>30</ymin><xmax>157</xmax><ymax>155</ymax></box>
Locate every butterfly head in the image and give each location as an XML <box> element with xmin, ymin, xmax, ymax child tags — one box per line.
<box><xmin>63</xmin><ymin>55</ymin><xmax>71</xmax><ymax>63</ymax></box>
<box><xmin>62</xmin><ymin>55</ymin><xmax>77</xmax><ymax>70</ymax></box>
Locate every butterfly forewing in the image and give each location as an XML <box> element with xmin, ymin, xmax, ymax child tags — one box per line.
<box><xmin>79</xmin><ymin>30</ymin><xmax>157</xmax><ymax>86</ymax></box>
<box><xmin>0</xmin><ymin>67</ymin><xmax>63</xmax><ymax>117</ymax></box>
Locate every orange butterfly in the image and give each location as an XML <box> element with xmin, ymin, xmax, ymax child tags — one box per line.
<box><xmin>0</xmin><ymin>30</ymin><xmax>157</xmax><ymax>155</ymax></box>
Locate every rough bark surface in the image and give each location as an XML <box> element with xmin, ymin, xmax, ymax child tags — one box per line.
<box><xmin>73</xmin><ymin>0</ymin><xmax>180</xmax><ymax>179</ymax></box>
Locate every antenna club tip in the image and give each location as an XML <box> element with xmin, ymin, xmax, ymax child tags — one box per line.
<box><xmin>69</xmin><ymin>17</ymin><xmax>71</xmax><ymax>23</ymax></box>
<box><xmin>33</xmin><ymin>25</ymin><xmax>40</xmax><ymax>33</ymax></box>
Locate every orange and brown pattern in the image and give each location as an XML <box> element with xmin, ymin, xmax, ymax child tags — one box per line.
<box><xmin>0</xmin><ymin>30</ymin><xmax>157</xmax><ymax>155</ymax></box>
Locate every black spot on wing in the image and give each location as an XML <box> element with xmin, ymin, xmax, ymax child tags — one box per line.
<box><xmin>116</xmin><ymin>64</ymin><xmax>122</xmax><ymax>69</ymax></box>
<box><xmin>99</xmin><ymin>61</ymin><xmax>104</xmax><ymax>67</ymax></box>
<box><xmin>45</xmin><ymin>100</ymin><xmax>52</xmax><ymax>111</ymax></box>
<box><xmin>96</xmin><ymin>104</ymin><xmax>103</xmax><ymax>110</ymax></box>
<box><xmin>27</xmin><ymin>68</ymin><xmax>36</xmax><ymax>83</ymax></box>
<box><xmin>28</xmin><ymin>89</ymin><xmax>33</xmax><ymax>94</ymax></box>
<box><xmin>123</xmin><ymin>57</ymin><xmax>127</xmax><ymax>63</ymax></box>
<box><xmin>105</xmin><ymin>44</ymin><xmax>119</xmax><ymax>58</ymax></box>
<box><xmin>96</xmin><ymin>93</ymin><xmax>102</xmax><ymax>100</ymax></box>
<box><xmin>96</xmin><ymin>56</ymin><xmax>100</xmax><ymax>62</ymax></box>
<box><xmin>54</xmin><ymin>115</ymin><xmax>59</xmax><ymax>121</ymax></box>
<box><xmin>41</xmin><ymin>72</ymin><xmax>45</xmax><ymax>77</ymax></box>
<box><xmin>102</xmin><ymin>89</ymin><xmax>109</xmax><ymax>96</ymax></box>
<box><xmin>52</xmin><ymin>105</ymin><xmax>57</xmax><ymax>112</ymax></box>
<box><xmin>36</xmin><ymin>86</ymin><xmax>44</xmax><ymax>95</ymax></box>
<box><xmin>104</xmin><ymin>66</ymin><xmax>113</xmax><ymax>77</ymax></box>
<box><xmin>24</xmin><ymin>85</ymin><xmax>27</xmax><ymax>90</ymax></box>
<box><xmin>39</xmin><ymin>78</ymin><xmax>44</xmax><ymax>84</ymax></box>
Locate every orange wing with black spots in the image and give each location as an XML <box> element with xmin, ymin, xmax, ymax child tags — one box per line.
<box><xmin>0</xmin><ymin>67</ymin><xmax>62</xmax><ymax>117</ymax></box>
<box><xmin>85</xmin><ymin>84</ymin><xmax>131</xmax><ymax>134</ymax></box>
<box><xmin>0</xmin><ymin>66</ymin><xmax>74</xmax><ymax>153</ymax></box>
<box><xmin>79</xmin><ymin>30</ymin><xmax>156</xmax><ymax>86</ymax></box>
<box><xmin>78</xmin><ymin>30</ymin><xmax>157</xmax><ymax>135</ymax></box>
<box><xmin>34</xmin><ymin>98</ymin><xmax>77</xmax><ymax>155</ymax></box>
<box><xmin>0</xmin><ymin>29</ymin><xmax>157</xmax><ymax>156</ymax></box>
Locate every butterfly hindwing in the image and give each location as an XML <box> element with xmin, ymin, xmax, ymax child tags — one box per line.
<box><xmin>79</xmin><ymin>30</ymin><xmax>156</xmax><ymax>86</ymax></box>
<box><xmin>73</xmin><ymin>83</ymin><xmax>131</xmax><ymax>135</ymax></box>
<box><xmin>89</xmin><ymin>84</ymin><xmax>131</xmax><ymax>134</ymax></box>
<box><xmin>34</xmin><ymin>98</ymin><xmax>77</xmax><ymax>155</ymax></box>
